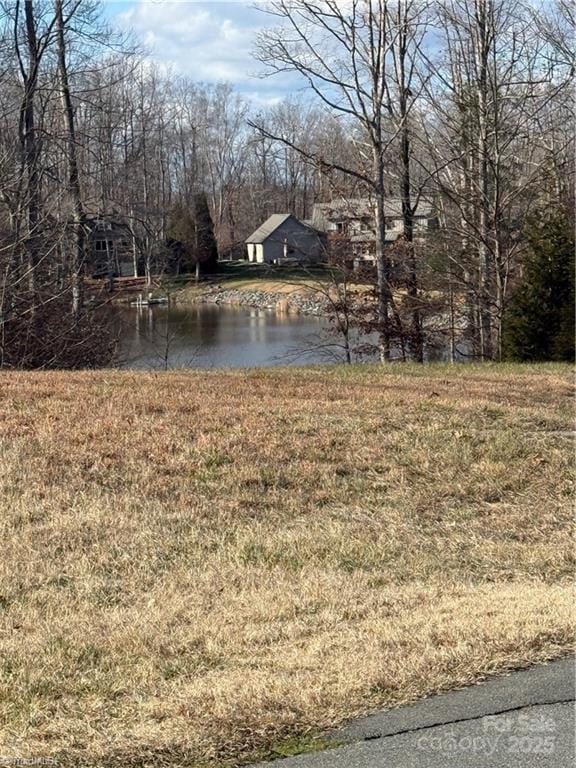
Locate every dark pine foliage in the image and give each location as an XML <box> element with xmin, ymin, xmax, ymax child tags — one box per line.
<box><xmin>167</xmin><ymin>193</ymin><xmax>218</xmax><ymax>275</ymax></box>
<box><xmin>503</xmin><ymin>209</ymin><xmax>575</xmax><ymax>362</ymax></box>
<box><xmin>193</xmin><ymin>192</ymin><xmax>219</xmax><ymax>274</ymax></box>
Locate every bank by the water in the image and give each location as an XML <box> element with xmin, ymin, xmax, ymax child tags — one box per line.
<box><xmin>183</xmin><ymin>285</ymin><xmax>329</xmax><ymax>316</ymax></box>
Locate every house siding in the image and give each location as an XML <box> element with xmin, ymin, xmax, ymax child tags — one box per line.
<box><xmin>246</xmin><ymin>216</ymin><xmax>324</xmax><ymax>264</ymax></box>
<box><xmin>311</xmin><ymin>198</ymin><xmax>435</xmax><ymax>264</ymax></box>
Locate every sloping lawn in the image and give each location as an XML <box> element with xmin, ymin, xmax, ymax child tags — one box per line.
<box><xmin>0</xmin><ymin>364</ymin><xmax>573</xmax><ymax>766</ymax></box>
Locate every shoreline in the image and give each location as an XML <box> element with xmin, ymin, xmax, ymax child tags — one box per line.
<box><xmin>176</xmin><ymin>285</ymin><xmax>330</xmax><ymax>316</ymax></box>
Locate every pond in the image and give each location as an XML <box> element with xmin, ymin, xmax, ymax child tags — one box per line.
<box><xmin>115</xmin><ymin>304</ymin><xmax>342</xmax><ymax>369</ymax></box>
<box><xmin>114</xmin><ymin>303</ymin><xmax>466</xmax><ymax>370</ymax></box>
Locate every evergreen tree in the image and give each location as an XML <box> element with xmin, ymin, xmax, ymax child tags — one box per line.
<box><xmin>193</xmin><ymin>192</ymin><xmax>218</xmax><ymax>274</ymax></box>
<box><xmin>166</xmin><ymin>203</ymin><xmax>196</xmax><ymax>273</ymax></box>
<box><xmin>167</xmin><ymin>195</ymin><xmax>218</xmax><ymax>276</ymax></box>
<box><xmin>502</xmin><ymin>210</ymin><xmax>574</xmax><ymax>362</ymax></box>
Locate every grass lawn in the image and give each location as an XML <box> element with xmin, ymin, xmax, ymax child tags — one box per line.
<box><xmin>211</xmin><ymin>261</ymin><xmax>331</xmax><ymax>282</ymax></box>
<box><xmin>0</xmin><ymin>364</ymin><xmax>573</xmax><ymax>766</ymax></box>
<box><xmin>167</xmin><ymin>262</ymin><xmax>332</xmax><ymax>303</ymax></box>
<box><xmin>166</xmin><ymin>263</ymin><xmax>450</xmax><ymax>306</ymax></box>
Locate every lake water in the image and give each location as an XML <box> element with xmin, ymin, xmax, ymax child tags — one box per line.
<box><xmin>115</xmin><ymin>304</ymin><xmax>342</xmax><ymax>369</ymax></box>
<box><xmin>115</xmin><ymin>303</ymin><xmax>465</xmax><ymax>370</ymax></box>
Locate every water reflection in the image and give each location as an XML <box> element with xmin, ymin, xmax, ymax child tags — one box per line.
<box><xmin>115</xmin><ymin>303</ymin><xmax>468</xmax><ymax>370</ymax></box>
<box><xmin>116</xmin><ymin>304</ymin><xmax>334</xmax><ymax>370</ymax></box>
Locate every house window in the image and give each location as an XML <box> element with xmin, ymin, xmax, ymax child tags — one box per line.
<box><xmin>94</xmin><ymin>240</ymin><xmax>114</xmax><ymax>252</ymax></box>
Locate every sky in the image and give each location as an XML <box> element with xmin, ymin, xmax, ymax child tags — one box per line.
<box><xmin>103</xmin><ymin>0</ymin><xmax>296</xmax><ymax>103</ymax></box>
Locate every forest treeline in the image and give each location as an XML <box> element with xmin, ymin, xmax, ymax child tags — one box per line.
<box><xmin>0</xmin><ymin>0</ymin><xmax>573</xmax><ymax>367</ymax></box>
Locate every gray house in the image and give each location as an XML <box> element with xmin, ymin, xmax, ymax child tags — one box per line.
<box><xmin>245</xmin><ymin>214</ymin><xmax>324</xmax><ymax>265</ymax></box>
<box><xmin>88</xmin><ymin>217</ymin><xmax>136</xmax><ymax>278</ymax></box>
<box><xmin>312</xmin><ymin>197</ymin><xmax>435</xmax><ymax>263</ymax></box>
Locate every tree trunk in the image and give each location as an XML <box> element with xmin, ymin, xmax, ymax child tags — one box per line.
<box><xmin>395</xmin><ymin>3</ymin><xmax>423</xmax><ymax>363</ymax></box>
<box><xmin>55</xmin><ymin>0</ymin><xmax>85</xmax><ymax>316</ymax></box>
<box><xmin>474</xmin><ymin>0</ymin><xmax>494</xmax><ymax>360</ymax></box>
<box><xmin>22</xmin><ymin>0</ymin><xmax>40</xmax><ymax>300</ymax></box>
<box><xmin>400</xmin><ymin>122</ymin><xmax>423</xmax><ymax>362</ymax></box>
<box><xmin>373</xmin><ymin>146</ymin><xmax>391</xmax><ymax>362</ymax></box>
<box><xmin>130</xmin><ymin>206</ymin><xmax>139</xmax><ymax>277</ymax></box>
<box><xmin>449</xmin><ymin>272</ymin><xmax>456</xmax><ymax>363</ymax></box>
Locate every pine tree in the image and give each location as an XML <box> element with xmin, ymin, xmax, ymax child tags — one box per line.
<box><xmin>193</xmin><ymin>192</ymin><xmax>218</xmax><ymax>274</ymax></box>
<box><xmin>166</xmin><ymin>203</ymin><xmax>196</xmax><ymax>274</ymax></box>
<box><xmin>167</xmin><ymin>195</ymin><xmax>219</xmax><ymax>276</ymax></box>
<box><xmin>502</xmin><ymin>210</ymin><xmax>574</xmax><ymax>362</ymax></box>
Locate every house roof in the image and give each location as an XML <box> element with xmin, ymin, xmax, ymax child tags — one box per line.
<box><xmin>245</xmin><ymin>213</ymin><xmax>294</xmax><ymax>244</ymax></box>
<box><xmin>349</xmin><ymin>231</ymin><xmax>401</xmax><ymax>244</ymax></box>
<box><xmin>312</xmin><ymin>197</ymin><xmax>433</xmax><ymax>231</ymax></box>
<box><xmin>349</xmin><ymin>232</ymin><xmax>375</xmax><ymax>243</ymax></box>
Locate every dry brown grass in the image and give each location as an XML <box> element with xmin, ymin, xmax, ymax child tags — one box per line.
<box><xmin>0</xmin><ymin>363</ymin><xmax>573</xmax><ymax>767</ymax></box>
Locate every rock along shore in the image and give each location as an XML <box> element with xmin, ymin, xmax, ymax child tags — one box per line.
<box><xmin>192</xmin><ymin>287</ymin><xmax>329</xmax><ymax>316</ymax></box>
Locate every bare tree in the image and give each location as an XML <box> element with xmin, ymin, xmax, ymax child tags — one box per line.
<box><xmin>384</xmin><ymin>0</ymin><xmax>431</xmax><ymax>361</ymax></box>
<box><xmin>54</xmin><ymin>0</ymin><xmax>84</xmax><ymax>314</ymax></box>
<box><xmin>253</xmin><ymin>0</ymin><xmax>420</xmax><ymax>360</ymax></box>
<box><xmin>423</xmin><ymin>0</ymin><xmax>573</xmax><ymax>359</ymax></box>
<box><xmin>16</xmin><ymin>0</ymin><xmax>47</xmax><ymax>297</ymax></box>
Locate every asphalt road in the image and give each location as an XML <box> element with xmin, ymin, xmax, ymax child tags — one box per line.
<box><xmin>251</xmin><ymin>658</ymin><xmax>575</xmax><ymax>768</ymax></box>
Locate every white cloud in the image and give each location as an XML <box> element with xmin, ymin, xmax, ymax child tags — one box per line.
<box><xmin>110</xmin><ymin>0</ymin><xmax>297</xmax><ymax>98</ymax></box>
